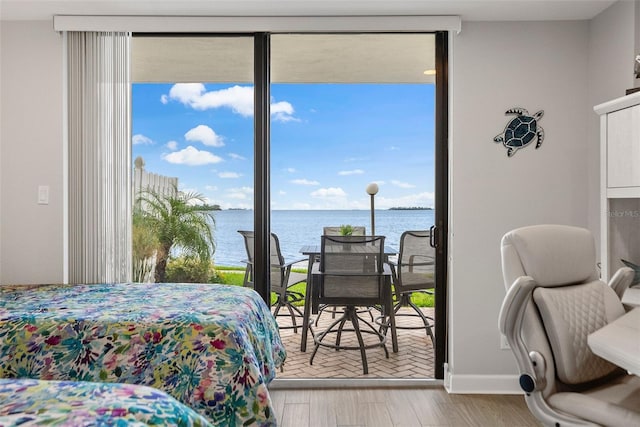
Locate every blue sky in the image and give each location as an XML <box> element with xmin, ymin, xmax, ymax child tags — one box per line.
<box><xmin>132</xmin><ymin>82</ymin><xmax>435</xmax><ymax>210</ymax></box>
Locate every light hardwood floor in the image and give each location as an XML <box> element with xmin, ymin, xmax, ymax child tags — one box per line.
<box><xmin>269</xmin><ymin>387</ymin><xmax>540</xmax><ymax>427</ymax></box>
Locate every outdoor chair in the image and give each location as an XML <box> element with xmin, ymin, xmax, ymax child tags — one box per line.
<box><xmin>238</xmin><ymin>230</ymin><xmax>307</xmax><ymax>332</ymax></box>
<box><xmin>310</xmin><ymin>235</ymin><xmax>397</xmax><ymax>375</ymax></box>
<box><xmin>388</xmin><ymin>230</ymin><xmax>435</xmax><ymax>345</ymax></box>
<box><xmin>315</xmin><ymin>226</ymin><xmax>369</xmax><ymax>325</ymax></box>
<box><xmin>498</xmin><ymin>224</ymin><xmax>640</xmax><ymax>426</ymax></box>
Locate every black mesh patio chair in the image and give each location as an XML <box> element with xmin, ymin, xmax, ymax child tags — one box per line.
<box><xmin>309</xmin><ymin>235</ymin><xmax>396</xmax><ymax>374</ymax></box>
<box><xmin>238</xmin><ymin>230</ymin><xmax>306</xmax><ymax>332</ymax></box>
<box><xmin>314</xmin><ymin>226</ymin><xmax>371</xmax><ymax>326</ymax></box>
<box><xmin>388</xmin><ymin>230</ymin><xmax>435</xmax><ymax>345</ymax></box>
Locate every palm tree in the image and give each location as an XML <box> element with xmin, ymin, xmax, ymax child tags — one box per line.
<box><xmin>132</xmin><ymin>208</ymin><xmax>160</xmax><ymax>282</ymax></box>
<box><xmin>136</xmin><ymin>186</ymin><xmax>216</xmax><ymax>283</ymax></box>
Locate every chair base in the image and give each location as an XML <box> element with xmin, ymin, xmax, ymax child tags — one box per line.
<box><xmin>273</xmin><ymin>290</ymin><xmax>305</xmax><ymax>333</ymax></box>
<box><xmin>394</xmin><ymin>293</ymin><xmax>434</xmax><ymax>345</ymax></box>
<box><xmin>314</xmin><ymin>304</ymin><xmax>375</xmax><ymax>327</ymax></box>
<box><xmin>310</xmin><ymin>305</ymin><xmax>388</xmax><ymax>375</ymax></box>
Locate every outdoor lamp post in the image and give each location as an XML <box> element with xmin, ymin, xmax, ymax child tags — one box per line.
<box><xmin>366</xmin><ymin>182</ymin><xmax>379</xmax><ymax>236</ymax></box>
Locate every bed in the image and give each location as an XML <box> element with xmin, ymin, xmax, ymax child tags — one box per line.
<box><xmin>0</xmin><ymin>283</ymin><xmax>286</xmax><ymax>426</ymax></box>
<box><xmin>0</xmin><ymin>378</ymin><xmax>213</xmax><ymax>426</ymax></box>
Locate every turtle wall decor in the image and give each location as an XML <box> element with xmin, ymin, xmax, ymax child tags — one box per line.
<box><xmin>494</xmin><ymin>108</ymin><xmax>545</xmax><ymax>157</ymax></box>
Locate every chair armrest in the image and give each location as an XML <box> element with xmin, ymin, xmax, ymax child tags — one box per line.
<box><xmin>407</xmin><ymin>255</ymin><xmax>435</xmax><ymax>265</ymax></box>
<box><xmin>385</xmin><ymin>261</ymin><xmax>399</xmax><ymax>281</ymax></box>
<box><xmin>608</xmin><ymin>266</ymin><xmax>634</xmax><ymax>301</ymax></box>
<box><xmin>498</xmin><ymin>275</ymin><xmax>547</xmax><ymax>393</ymax></box>
<box><xmin>382</xmin><ymin>263</ymin><xmax>393</xmax><ymax>275</ymax></box>
<box><xmin>310</xmin><ymin>262</ymin><xmax>321</xmax><ymax>275</ymax></box>
<box><xmin>281</xmin><ymin>258</ymin><xmax>308</xmax><ymax>269</ymax></box>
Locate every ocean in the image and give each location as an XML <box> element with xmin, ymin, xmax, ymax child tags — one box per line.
<box><xmin>212</xmin><ymin>209</ymin><xmax>435</xmax><ymax>267</ymax></box>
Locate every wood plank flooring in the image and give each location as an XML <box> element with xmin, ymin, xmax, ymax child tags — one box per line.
<box><xmin>269</xmin><ymin>387</ymin><xmax>540</xmax><ymax>426</ymax></box>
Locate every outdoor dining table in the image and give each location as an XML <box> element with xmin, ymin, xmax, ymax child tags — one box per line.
<box><xmin>298</xmin><ymin>244</ymin><xmax>398</xmax><ymax>352</ymax></box>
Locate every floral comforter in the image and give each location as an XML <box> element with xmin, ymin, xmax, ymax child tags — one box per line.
<box><xmin>0</xmin><ymin>283</ymin><xmax>286</xmax><ymax>426</ymax></box>
<box><xmin>0</xmin><ymin>378</ymin><xmax>213</xmax><ymax>426</ymax></box>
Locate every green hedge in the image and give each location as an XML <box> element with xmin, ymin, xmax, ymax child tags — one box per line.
<box><xmin>214</xmin><ymin>267</ymin><xmax>434</xmax><ymax>308</ymax></box>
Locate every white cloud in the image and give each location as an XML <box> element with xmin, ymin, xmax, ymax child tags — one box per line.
<box><xmin>311</xmin><ymin>187</ymin><xmax>347</xmax><ymax>198</ymax></box>
<box><xmin>165</xmin><ymin>140</ymin><xmax>178</xmax><ymax>151</ymax></box>
<box><xmin>286</xmin><ymin>168</ymin><xmax>296</xmax><ymax>173</ymax></box>
<box><xmin>160</xmin><ymin>94</ymin><xmax>169</xmax><ymax>104</ymax></box>
<box><xmin>168</xmin><ymin>83</ymin><xmax>206</xmax><ymax>104</ymax></box>
<box><xmin>165</xmin><ymin>83</ymin><xmax>296</xmax><ymax>121</ymax></box>
<box><xmin>184</xmin><ymin>125</ymin><xmax>224</xmax><ymax>147</ymax></box>
<box><xmin>391</xmin><ymin>180</ymin><xmax>416</xmax><ymax>189</ymax></box>
<box><xmin>162</xmin><ymin>146</ymin><xmax>223</xmax><ymax>166</ymax></box>
<box><xmin>227</xmin><ymin>186</ymin><xmax>253</xmax><ymax>200</ymax></box>
<box><xmin>387</xmin><ymin>145</ymin><xmax>400</xmax><ymax>151</ymax></box>
<box><xmin>278</xmin><ymin>190</ymin><xmax>286</xmax><ymax>195</ymax></box>
<box><xmin>229</xmin><ymin>153</ymin><xmax>246</xmax><ymax>160</ymax></box>
<box><xmin>132</xmin><ymin>134</ymin><xmax>153</xmax><ymax>145</ymax></box>
<box><xmin>271</xmin><ymin>101</ymin><xmax>297</xmax><ymax>122</ymax></box>
<box><xmin>229</xmin><ymin>186</ymin><xmax>253</xmax><ymax>194</ymax></box>
<box><xmin>167</xmin><ymin>84</ymin><xmax>253</xmax><ymax>116</ymax></box>
<box><xmin>338</xmin><ymin>169</ymin><xmax>364</xmax><ymax>176</ymax></box>
<box><xmin>204</xmin><ymin>185</ymin><xmax>218</xmax><ymax>191</ymax></box>
<box><xmin>219</xmin><ymin>171</ymin><xmax>242</xmax><ymax>179</ymax></box>
<box><xmin>291</xmin><ymin>178</ymin><xmax>320</xmax><ymax>186</ymax></box>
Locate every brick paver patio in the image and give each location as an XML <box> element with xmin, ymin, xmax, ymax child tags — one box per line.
<box><xmin>274</xmin><ymin>307</ymin><xmax>435</xmax><ymax>379</ymax></box>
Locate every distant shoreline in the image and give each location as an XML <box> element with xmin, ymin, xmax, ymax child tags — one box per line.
<box><xmin>388</xmin><ymin>207</ymin><xmax>433</xmax><ymax>210</ymax></box>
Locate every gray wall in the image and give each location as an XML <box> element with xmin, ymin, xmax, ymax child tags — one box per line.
<box><xmin>0</xmin><ymin>21</ymin><xmax>64</xmax><ymax>284</ymax></box>
<box><xmin>0</xmin><ymin>2</ymin><xmax>637</xmax><ymax>389</ymax></box>
<box><xmin>449</xmin><ymin>20</ymin><xmax>590</xmax><ymax>390</ymax></box>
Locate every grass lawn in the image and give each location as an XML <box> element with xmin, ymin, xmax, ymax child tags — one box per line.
<box><xmin>214</xmin><ymin>266</ymin><xmax>434</xmax><ymax>308</ymax></box>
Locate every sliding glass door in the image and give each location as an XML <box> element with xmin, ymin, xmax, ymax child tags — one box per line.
<box><xmin>131</xmin><ymin>32</ymin><xmax>448</xmax><ymax>380</ymax></box>
<box><xmin>269</xmin><ymin>33</ymin><xmax>444</xmax><ymax>380</ymax></box>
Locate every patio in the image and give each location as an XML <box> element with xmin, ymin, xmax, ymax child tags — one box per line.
<box><xmin>274</xmin><ymin>307</ymin><xmax>435</xmax><ymax>379</ymax></box>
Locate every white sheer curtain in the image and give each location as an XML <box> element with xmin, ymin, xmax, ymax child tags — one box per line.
<box><xmin>67</xmin><ymin>31</ymin><xmax>131</xmax><ymax>283</ymax></box>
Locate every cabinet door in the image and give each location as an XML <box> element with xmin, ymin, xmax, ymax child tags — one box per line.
<box><xmin>607</xmin><ymin>104</ymin><xmax>640</xmax><ymax>188</ymax></box>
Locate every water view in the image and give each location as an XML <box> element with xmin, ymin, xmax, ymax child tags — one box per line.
<box><xmin>213</xmin><ymin>209</ymin><xmax>435</xmax><ymax>266</ymax></box>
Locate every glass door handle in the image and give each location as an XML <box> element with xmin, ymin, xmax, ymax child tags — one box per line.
<box><xmin>430</xmin><ymin>225</ymin><xmax>437</xmax><ymax>248</ymax></box>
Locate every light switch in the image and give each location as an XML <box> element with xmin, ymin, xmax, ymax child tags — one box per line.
<box><xmin>38</xmin><ymin>185</ymin><xmax>49</xmax><ymax>205</ymax></box>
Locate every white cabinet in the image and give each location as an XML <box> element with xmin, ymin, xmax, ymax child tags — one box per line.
<box><xmin>595</xmin><ymin>93</ymin><xmax>640</xmax><ymax>280</ymax></box>
<box><xmin>607</xmin><ymin>104</ymin><xmax>640</xmax><ymax>189</ymax></box>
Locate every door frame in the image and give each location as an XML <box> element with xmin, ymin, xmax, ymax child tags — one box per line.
<box><xmin>433</xmin><ymin>30</ymin><xmax>449</xmax><ymax>380</ymax></box>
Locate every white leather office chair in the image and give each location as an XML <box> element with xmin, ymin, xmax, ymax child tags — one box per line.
<box><xmin>498</xmin><ymin>224</ymin><xmax>640</xmax><ymax>426</ymax></box>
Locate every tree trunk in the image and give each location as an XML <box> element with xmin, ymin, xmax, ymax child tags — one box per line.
<box><xmin>154</xmin><ymin>244</ymin><xmax>171</xmax><ymax>283</ymax></box>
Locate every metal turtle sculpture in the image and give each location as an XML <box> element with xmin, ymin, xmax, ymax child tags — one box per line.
<box><xmin>494</xmin><ymin>108</ymin><xmax>544</xmax><ymax>157</ymax></box>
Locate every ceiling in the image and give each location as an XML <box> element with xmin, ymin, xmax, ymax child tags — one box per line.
<box><xmin>0</xmin><ymin>1</ymin><xmax>616</xmax><ymax>22</ymax></box>
<box><xmin>3</xmin><ymin>1</ymin><xmax>615</xmax><ymax>84</ymax></box>
<box><xmin>133</xmin><ymin>34</ymin><xmax>436</xmax><ymax>83</ymax></box>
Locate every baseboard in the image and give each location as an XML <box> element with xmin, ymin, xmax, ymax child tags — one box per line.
<box><xmin>270</xmin><ymin>378</ymin><xmax>443</xmax><ymax>389</ymax></box>
<box><xmin>445</xmin><ymin>373</ymin><xmax>523</xmax><ymax>394</ymax></box>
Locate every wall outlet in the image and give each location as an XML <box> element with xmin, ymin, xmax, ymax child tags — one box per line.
<box><xmin>37</xmin><ymin>185</ymin><xmax>49</xmax><ymax>205</ymax></box>
<box><xmin>500</xmin><ymin>333</ymin><xmax>511</xmax><ymax>350</ymax></box>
